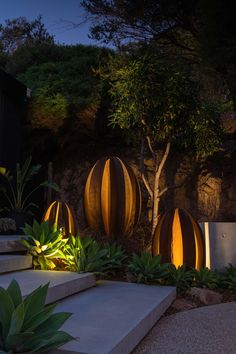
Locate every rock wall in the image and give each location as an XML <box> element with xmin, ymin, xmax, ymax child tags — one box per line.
<box><xmin>54</xmin><ymin>138</ymin><xmax>236</xmax><ymax>232</ymax></box>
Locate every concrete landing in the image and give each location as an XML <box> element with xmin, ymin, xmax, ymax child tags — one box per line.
<box><xmin>51</xmin><ymin>281</ymin><xmax>176</xmax><ymax>354</ymax></box>
<box><xmin>0</xmin><ymin>270</ymin><xmax>96</xmax><ymax>304</ymax></box>
<box><xmin>0</xmin><ymin>254</ymin><xmax>32</xmax><ymax>273</ymax></box>
<box><xmin>0</xmin><ymin>235</ymin><xmax>25</xmax><ymax>253</ymax></box>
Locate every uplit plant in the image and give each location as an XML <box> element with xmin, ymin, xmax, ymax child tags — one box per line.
<box><xmin>63</xmin><ymin>235</ymin><xmax>126</xmax><ymax>274</ymax></box>
<box><xmin>0</xmin><ymin>279</ymin><xmax>74</xmax><ymax>353</ymax></box>
<box><xmin>21</xmin><ymin>220</ymin><xmax>67</xmax><ymax>270</ymax></box>
<box><xmin>63</xmin><ymin>235</ymin><xmax>109</xmax><ymax>273</ymax></box>
<box><xmin>127</xmin><ymin>252</ymin><xmax>169</xmax><ymax>284</ymax></box>
<box><xmin>166</xmin><ymin>264</ymin><xmax>194</xmax><ymax>292</ymax></box>
<box><xmin>192</xmin><ymin>267</ymin><xmax>219</xmax><ymax>289</ymax></box>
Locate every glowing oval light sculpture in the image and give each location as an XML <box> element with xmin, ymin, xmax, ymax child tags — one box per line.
<box><xmin>84</xmin><ymin>156</ymin><xmax>142</xmax><ymax>237</ymax></box>
<box><xmin>152</xmin><ymin>208</ymin><xmax>204</xmax><ymax>270</ymax></box>
<box><xmin>43</xmin><ymin>201</ymin><xmax>75</xmax><ymax>236</ymax></box>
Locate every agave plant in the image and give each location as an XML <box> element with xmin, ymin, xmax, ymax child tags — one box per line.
<box><xmin>0</xmin><ymin>279</ymin><xmax>74</xmax><ymax>353</ymax></box>
<box><xmin>166</xmin><ymin>264</ymin><xmax>194</xmax><ymax>292</ymax></box>
<box><xmin>127</xmin><ymin>252</ymin><xmax>169</xmax><ymax>284</ymax></box>
<box><xmin>21</xmin><ymin>220</ymin><xmax>67</xmax><ymax>270</ymax></box>
<box><xmin>63</xmin><ymin>235</ymin><xmax>109</xmax><ymax>273</ymax></box>
<box><xmin>102</xmin><ymin>243</ymin><xmax>127</xmax><ymax>274</ymax></box>
<box><xmin>192</xmin><ymin>267</ymin><xmax>219</xmax><ymax>289</ymax></box>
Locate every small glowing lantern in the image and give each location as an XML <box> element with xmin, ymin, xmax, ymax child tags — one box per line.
<box><xmin>43</xmin><ymin>201</ymin><xmax>75</xmax><ymax>236</ymax></box>
<box><xmin>84</xmin><ymin>156</ymin><xmax>142</xmax><ymax>237</ymax></box>
<box><xmin>152</xmin><ymin>208</ymin><xmax>204</xmax><ymax>270</ymax></box>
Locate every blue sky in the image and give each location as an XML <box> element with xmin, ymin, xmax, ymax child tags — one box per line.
<box><xmin>0</xmin><ymin>0</ymin><xmax>99</xmax><ymax>46</ymax></box>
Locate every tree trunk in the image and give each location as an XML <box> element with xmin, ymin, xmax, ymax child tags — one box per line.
<box><xmin>151</xmin><ymin>141</ymin><xmax>171</xmax><ymax>235</ymax></box>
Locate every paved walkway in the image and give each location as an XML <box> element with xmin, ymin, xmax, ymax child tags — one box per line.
<box><xmin>133</xmin><ymin>302</ymin><xmax>236</xmax><ymax>354</ymax></box>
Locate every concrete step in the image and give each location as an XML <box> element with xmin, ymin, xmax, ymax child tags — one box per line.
<box><xmin>0</xmin><ymin>270</ymin><xmax>96</xmax><ymax>304</ymax></box>
<box><xmin>0</xmin><ymin>235</ymin><xmax>25</xmax><ymax>253</ymax></box>
<box><xmin>0</xmin><ymin>254</ymin><xmax>32</xmax><ymax>273</ymax></box>
<box><xmin>51</xmin><ymin>281</ymin><xmax>176</xmax><ymax>354</ymax></box>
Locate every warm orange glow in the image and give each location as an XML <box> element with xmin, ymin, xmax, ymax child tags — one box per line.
<box><xmin>152</xmin><ymin>208</ymin><xmax>205</xmax><ymax>270</ymax></box>
<box><xmin>171</xmin><ymin>209</ymin><xmax>183</xmax><ymax>267</ymax></box>
<box><xmin>84</xmin><ymin>156</ymin><xmax>142</xmax><ymax>237</ymax></box>
<box><xmin>43</xmin><ymin>201</ymin><xmax>75</xmax><ymax>235</ymax></box>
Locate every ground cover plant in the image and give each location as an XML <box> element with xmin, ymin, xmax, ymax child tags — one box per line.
<box><xmin>0</xmin><ymin>279</ymin><xmax>73</xmax><ymax>353</ymax></box>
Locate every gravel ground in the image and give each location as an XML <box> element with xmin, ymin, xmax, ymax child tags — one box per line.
<box><xmin>133</xmin><ymin>302</ymin><xmax>236</xmax><ymax>354</ymax></box>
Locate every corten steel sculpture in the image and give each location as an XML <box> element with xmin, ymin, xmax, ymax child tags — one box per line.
<box><xmin>84</xmin><ymin>156</ymin><xmax>142</xmax><ymax>237</ymax></box>
<box><xmin>43</xmin><ymin>201</ymin><xmax>75</xmax><ymax>236</ymax></box>
<box><xmin>152</xmin><ymin>208</ymin><xmax>205</xmax><ymax>270</ymax></box>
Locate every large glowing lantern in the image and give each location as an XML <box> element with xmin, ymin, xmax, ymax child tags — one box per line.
<box><xmin>152</xmin><ymin>208</ymin><xmax>204</xmax><ymax>270</ymax></box>
<box><xmin>84</xmin><ymin>156</ymin><xmax>142</xmax><ymax>236</ymax></box>
<box><xmin>43</xmin><ymin>201</ymin><xmax>75</xmax><ymax>236</ymax></box>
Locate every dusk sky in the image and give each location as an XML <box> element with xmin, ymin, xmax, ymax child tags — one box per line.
<box><xmin>0</xmin><ymin>0</ymin><xmax>99</xmax><ymax>46</ymax></box>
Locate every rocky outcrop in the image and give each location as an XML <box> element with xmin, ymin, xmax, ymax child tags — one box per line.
<box><xmin>54</xmin><ymin>137</ymin><xmax>236</xmax><ymax>231</ymax></box>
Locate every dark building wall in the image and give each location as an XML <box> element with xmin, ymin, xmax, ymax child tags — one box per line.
<box><xmin>0</xmin><ymin>70</ymin><xmax>27</xmax><ymax>169</ymax></box>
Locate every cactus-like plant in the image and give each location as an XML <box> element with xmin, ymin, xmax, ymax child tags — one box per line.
<box><xmin>0</xmin><ymin>280</ymin><xmax>74</xmax><ymax>353</ymax></box>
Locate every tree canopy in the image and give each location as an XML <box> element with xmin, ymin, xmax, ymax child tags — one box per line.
<box><xmin>82</xmin><ymin>0</ymin><xmax>236</xmax><ymax>109</ymax></box>
<box><xmin>0</xmin><ymin>15</ymin><xmax>54</xmax><ymax>54</ymax></box>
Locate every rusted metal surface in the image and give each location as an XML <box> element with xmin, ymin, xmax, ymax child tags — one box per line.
<box><xmin>43</xmin><ymin>201</ymin><xmax>75</xmax><ymax>236</ymax></box>
<box><xmin>152</xmin><ymin>208</ymin><xmax>205</xmax><ymax>270</ymax></box>
<box><xmin>84</xmin><ymin>156</ymin><xmax>142</xmax><ymax>237</ymax></box>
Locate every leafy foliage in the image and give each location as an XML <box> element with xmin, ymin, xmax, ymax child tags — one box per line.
<box><xmin>166</xmin><ymin>265</ymin><xmax>194</xmax><ymax>292</ymax></box>
<box><xmin>63</xmin><ymin>236</ymin><xmax>126</xmax><ymax>274</ymax></box>
<box><xmin>0</xmin><ymin>280</ymin><xmax>73</xmax><ymax>353</ymax></box>
<box><xmin>21</xmin><ymin>220</ymin><xmax>67</xmax><ymax>270</ymax></box>
<box><xmin>0</xmin><ymin>156</ymin><xmax>59</xmax><ymax>215</ymax></box>
<box><xmin>82</xmin><ymin>0</ymin><xmax>236</xmax><ymax>109</ymax></box>
<box><xmin>102</xmin><ymin>243</ymin><xmax>127</xmax><ymax>274</ymax></box>
<box><xmin>63</xmin><ymin>235</ymin><xmax>108</xmax><ymax>273</ymax></box>
<box><xmin>17</xmin><ymin>45</ymin><xmax>111</xmax><ymax>137</ymax></box>
<box><xmin>127</xmin><ymin>252</ymin><xmax>169</xmax><ymax>284</ymax></box>
<box><xmin>106</xmin><ymin>52</ymin><xmax>222</xmax><ymax>156</ymax></box>
<box><xmin>0</xmin><ymin>15</ymin><xmax>54</xmax><ymax>54</ymax></box>
<box><xmin>192</xmin><ymin>267</ymin><xmax>219</xmax><ymax>289</ymax></box>
<box><xmin>221</xmin><ymin>264</ymin><xmax>236</xmax><ymax>290</ymax></box>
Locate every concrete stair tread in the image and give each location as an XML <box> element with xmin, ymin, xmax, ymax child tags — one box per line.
<box><xmin>0</xmin><ymin>235</ymin><xmax>25</xmax><ymax>253</ymax></box>
<box><xmin>51</xmin><ymin>280</ymin><xmax>176</xmax><ymax>354</ymax></box>
<box><xmin>0</xmin><ymin>254</ymin><xmax>32</xmax><ymax>273</ymax></box>
<box><xmin>0</xmin><ymin>270</ymin><xmax>96</xmax><ymax>304</ymax></box>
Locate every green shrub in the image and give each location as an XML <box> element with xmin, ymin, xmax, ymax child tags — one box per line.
<box><xmin>221</xmin><ymin>264</ymin><xmax>236</xmax><ymax>290</ymax></box>
<box><xmin>102</xmin><ymin>243</ymin><xmax>127</xmax><ymax>274</ymax></box>
<box><xmin>127</xmin><ymin>252</ymin><xmax>169</xmax><ymax>284</ymax></box>
<box><xmin>64</xmin><ymin>235</ymin><xmax>108</xmax><ymax>273</ymax></box>
<box><xmin>64</xmin><ymin>236</ymin><xmax>127</xmax><ymax>274</ymax></box>
<box><xmin>21</xmin><ymin>220</ymin><xmax>67</xmax><ymax>270</ymax></box>
<box><xmin>0</xmin><ymin>156</ymin><xmax>59</xmax><ymax>216</ymax></box>
<box><xmin>0</xmin><ymin>280</ymin><xmax>74</xmax><ymax>353</ymax></box>
<box><xmin>192</xmin><ymin>267</ymin><xmax>219</xmax><ymax>289</ymax></box>
<box><xmin>166</xmin><ymin>264</ymin><xmax>194</xmax><ymax>292</ymax></box>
